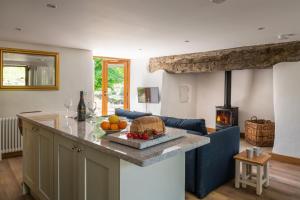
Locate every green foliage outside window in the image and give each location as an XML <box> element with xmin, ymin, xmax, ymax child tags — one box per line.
<box><xmin>94</xmin><ymin>57</ymin><xmax>124</xmax><ymax>92</ymax></box>
<box><xmin>94</xmin><ymin>57</ymin><xmax>103</xmax><ymax>91</ymax></box>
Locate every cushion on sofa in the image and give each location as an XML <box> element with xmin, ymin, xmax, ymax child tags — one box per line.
<box><xmin>159</xmin><ymin>116</ymin><xmax>207</xmax><ymax>135</ymax></box>
<box><xmin>115</xmin><ymin>108</ymin><xmax>152</xmax><ymax>119</ymax></box>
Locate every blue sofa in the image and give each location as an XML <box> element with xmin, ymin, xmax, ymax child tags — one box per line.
<box><xmin>115</xmin><ymin>109</ymin><xmax>240</xmax><ymax>198</ymax></box>
<box><xmin>186</xmin><ymin>126</ymin><xmax>240</xmax><ymax>198</ymax></box>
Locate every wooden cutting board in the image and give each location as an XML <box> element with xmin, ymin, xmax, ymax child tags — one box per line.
<box><xmin>106</xmin><ymin>127</ymin><xmax>186</xmax><ymax>149</ymax></box>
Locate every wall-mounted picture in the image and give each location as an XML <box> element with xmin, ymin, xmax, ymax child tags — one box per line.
<box><xmin>137</xmin><ymin>87</ymin><xmax>160</xmax><ymax>103</ymax></box>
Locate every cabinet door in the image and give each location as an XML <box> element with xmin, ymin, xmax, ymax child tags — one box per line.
<box><xmin>36</xmin><ymin>128</ymin><xmax>54</xmax><ymax>200</ymax></box>
<box><xmin>54</xmin><ymin>135</ymin><xmax>78</xmax><ymax>200</ymax></box>
<box><xmin>22</xmin><ymin>122</ymin><xmax>36</xmax><ymax>190</ymax></box>
<box><xmin>78</xmin><ymin>146</ymin><xmax>120</xmax><ymax>200</ymax></box>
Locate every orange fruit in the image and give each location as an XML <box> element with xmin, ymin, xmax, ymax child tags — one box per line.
<box><xmin>100</xmin><ymin>121</ymin><xmax>110</xmax><ymax>130</ymax></box>
<box><xmin>118</xmin><ymin>120</ymin><xmax>127</xmax><ymax>129</ymax></box>
<box><xmin>110</xmin><ymin>123</ymin><xmax>119</xmax><ymax>130</ymax></box>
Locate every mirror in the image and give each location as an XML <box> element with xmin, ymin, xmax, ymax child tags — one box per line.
<box><xmin>0</xmin><ymin>48</ymin><xmax>59</xmax><ymax>90</ymax></box>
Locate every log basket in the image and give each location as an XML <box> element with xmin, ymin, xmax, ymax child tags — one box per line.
<box><xmin>245</xmin><ymin>116</ymin><xmax>275</xmax><ymax>147</ymax></box>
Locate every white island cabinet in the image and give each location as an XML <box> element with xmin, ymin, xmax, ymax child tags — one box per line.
<box><xmin>23</xmin><ymin>121</ymin><xmax>54</xmax><ymax>200</ymax></box>
<box><xmin>19</xmin><ymin>112</ymin><xmax>210</xmax><ymax>200</ymax></box>
<box><xmin>54</xmin><ymin>134</ymin><xmax>120</xmax><ymax>200</ymax></box>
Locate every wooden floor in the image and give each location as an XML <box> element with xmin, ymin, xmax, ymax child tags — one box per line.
<box><xmin>0</xmin><ymin>141</ymin><xmax>300</xmax><ymax>200</ymax></box>
<box><xmin>0</xmin><ymin>157</ymin><xmax>32</xmax><ymax>200</ymax></box>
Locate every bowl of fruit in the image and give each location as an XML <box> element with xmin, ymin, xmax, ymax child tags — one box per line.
<box><xmin>100</xmin><ymin>115</ymin><xmax>128</xmax><ymax>134</ymax></box>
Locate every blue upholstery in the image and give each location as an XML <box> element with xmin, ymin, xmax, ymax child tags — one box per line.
<box><xmin>186</xmin><ymin>126</ymin><xmax>240</xmax><ymax>198</ymax></box>
<box><xmin>115</xmin><ymin>108</ymin><xmax>152</xmax><ymax>119</ymax></box>
<box><xmin>159</xmin><ymin>116</ymin><xmax>208</xmax><ymax>135</ymax></box>
<box><xmin>185</xmin><ymin>148</ymin><xmax>197</xmax><ymax>193</ymax></box>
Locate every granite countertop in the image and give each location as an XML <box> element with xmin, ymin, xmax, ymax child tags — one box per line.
<box><xmin>17</xmin><ymin>112</ymin><xmax>210</xmax><ymax>167</ymax></box>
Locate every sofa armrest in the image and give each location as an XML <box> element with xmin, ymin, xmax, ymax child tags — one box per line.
<box><xmin>195</xmin><ymin>126</ymin><xmax>240</xmax><ymax>198</ymax></box>
<box><xmin>185</xmin><ymin>149</ymin><xmax>197</xmax><ymax>193</ymax></box>
<box><xmin>185</xmin><ymin>130</ymin><xmax>207</xmax><ymax>193</ymax></box>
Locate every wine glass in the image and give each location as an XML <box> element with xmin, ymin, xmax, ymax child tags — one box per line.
<box><xmin>88</xmin><ymin>101</ymin><xmax>97</xmax><ymax>122</ymax></box>
<box><xmin>64</xmin><ymin>99</ymin><xmax>73</xmax><ymax>118</ymax></box>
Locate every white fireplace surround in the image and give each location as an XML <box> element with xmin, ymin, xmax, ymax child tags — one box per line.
<box><xmin>273</xmin><ymin>62</ymin><xmax>300</xmax><ymax>158</ymax></box>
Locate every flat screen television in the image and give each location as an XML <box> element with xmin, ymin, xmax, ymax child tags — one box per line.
<box><xmin>137</xmin><ymin>87</ymin><xmax>160</xmax><ymax>103</ymax></box>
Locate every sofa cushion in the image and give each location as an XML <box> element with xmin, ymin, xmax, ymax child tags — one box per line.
<box><xmin>115</xmin><ymin>108</ymin><xmax>152</xmax><ymax>119</ymax></box>
<box><xmin>159</xmin><ymin>116</ymin><xmax>207</xmax><ymax>135</ymax></box>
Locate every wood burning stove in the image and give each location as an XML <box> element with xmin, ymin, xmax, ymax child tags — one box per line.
<box><xmin>216</xmin><ymin>106</ymin><xmax>239</xmax><ymax>130</ymax></box>
<box><xmin>216</xmin><ymin>71</ymin><xmax>239</xmax><ymax>130</ymax></box>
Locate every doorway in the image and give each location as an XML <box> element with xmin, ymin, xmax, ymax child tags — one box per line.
<box><xmin>94</xmin><ymin>57</ymin><xmax>130</xmax><ymax>116</ymax></box>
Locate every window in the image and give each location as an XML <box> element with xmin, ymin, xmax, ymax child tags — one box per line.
<box><xmin>3</xmin><ymin>66</ymin><xmax>27</xmax><ymax>86</ymax></box>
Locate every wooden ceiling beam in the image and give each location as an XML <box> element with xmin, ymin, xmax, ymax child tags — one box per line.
<box><xmin>149</xmin><ymin>41</ymin><xmax>300</xmax><ymax>73</ymax></box>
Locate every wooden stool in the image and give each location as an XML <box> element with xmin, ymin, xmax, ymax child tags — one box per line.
<box><xmin>234</xmin><ymin>151</ymin><xmax>271</xmax><ymax>195</ymax></box>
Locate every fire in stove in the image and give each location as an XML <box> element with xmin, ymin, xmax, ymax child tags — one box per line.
<box><xmin>216</xmin><ymin>111</ymin><xmax>231</xmax><ymax>125</ymax></box>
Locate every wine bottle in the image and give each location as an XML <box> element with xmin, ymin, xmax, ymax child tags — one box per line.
<box><xmin>77</xmin><ymin>91</ymin><xmax>86</xmax><ymax>121</ymax></box>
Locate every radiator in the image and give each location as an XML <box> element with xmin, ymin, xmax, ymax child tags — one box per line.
<box><xmin>0</xmin><ymin>117</ymin><xmax>23</xmax><ymax>160</ymax></box>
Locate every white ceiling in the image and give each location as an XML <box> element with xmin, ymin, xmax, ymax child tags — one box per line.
<box><xmin>0</xmin><ymin>0</ymin><xmax>300</xmax><ymax>58</ymax></box>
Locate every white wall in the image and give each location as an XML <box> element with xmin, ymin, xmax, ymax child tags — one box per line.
<box><xmin>0</xmin><ymin>41</ymin><xmax>94</xmax><ymax>117</ymax></box>
<box><xmin>129</xmin><ymin>59</ymin><xmax>199</xmax><ymax>119</ymax></box>
<box><xmin>160</xmin><ymin>73</ymin><xmax>198</xmax><ymax>118</ymax></box>
<box><xmin>273</xmin><ymin>62</ymin><xmax>300</xmax><ymax>158</ymax></box>
<box><xmin>195</xmin><ymin>72</ymin><xmax>224</xmax><ymax>127</ymax></box>
<box><xmin>196</xmin><ymin>69</ymin><xmax>274</xmax><ymax>131</ymax></box>
<box><xmin>130</xmin><ymin>58</ymin><xmax>163</xmax><ymax>115</ymax></box>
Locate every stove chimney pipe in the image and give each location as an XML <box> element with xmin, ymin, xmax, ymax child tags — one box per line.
<box><xmin>224</xmin><ymin>71</ymin><xmax>232</xmax><ymax>108</ymax></box>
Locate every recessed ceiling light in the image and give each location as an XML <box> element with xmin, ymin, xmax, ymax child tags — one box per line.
<box><xmin>257</xmin><ymin>27</ymin><xmax>265</xmax><ymax>31</ymax></box>
<box><xmin>210</xmin><ymin>0</ymin><xmax>226</xmax><ymax>4</ymax></box>
<box><xmin>46</xmin><ymin>3</ymin><xmax>57</xmax><ymax>8</ymax></box>
<box><xmin>184</xmin><ymin>40</ymin><xmax>190</xmax><ymax>43</ymax></box>
<box><xmin>15</xmin><ymin>27</ymin><xmax>22</xmax><ymax>31</ymax></box>
<box><xmin>278</xmin><ymin>33</ymin><xmax>296</xmax><ymax>40</ymax></box>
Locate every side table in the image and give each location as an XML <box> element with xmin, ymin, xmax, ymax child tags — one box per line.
<box><xmin>234</xmin><ymin>151</ymin><xmax>271</xmax><ymax>195</ymax></box>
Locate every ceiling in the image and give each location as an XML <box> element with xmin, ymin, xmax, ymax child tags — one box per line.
<box><xmin>0</xmin><ymin>0</ymin><xmax>300</xmax><ymax>58</ymax></box>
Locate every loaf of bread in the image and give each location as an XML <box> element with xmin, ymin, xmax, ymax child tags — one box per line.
<box><xmin>130</xmin><ymin>116</ymin><xmax>165</xmax><ymax>135</ymax></box>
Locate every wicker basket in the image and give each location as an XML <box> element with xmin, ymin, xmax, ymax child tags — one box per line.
<box><xmin>245</xmin><ymin>116</ymin><xmax>275</xmax><ymax>147</ymax></box>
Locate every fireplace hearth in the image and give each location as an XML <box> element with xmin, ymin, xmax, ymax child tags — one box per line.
<box><xmin>216</xmin><ymin>71</ymin><xmax>239</xmax><ymax>130</ymax></box>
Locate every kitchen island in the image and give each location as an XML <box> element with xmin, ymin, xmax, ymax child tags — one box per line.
<box><xmin>18</xmin><ymin>112</ymin><xmax>210</xmax><ymax>200</ymax></box>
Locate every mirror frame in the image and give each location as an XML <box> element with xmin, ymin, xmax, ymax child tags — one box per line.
<box><xmin>0</xmin><ymin>48</ymin><xmax>60</xmax><ymax>90</ymax></box>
